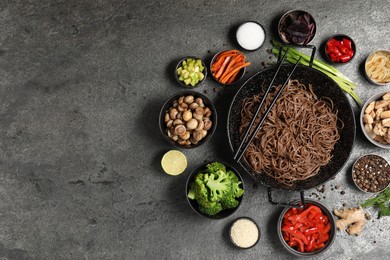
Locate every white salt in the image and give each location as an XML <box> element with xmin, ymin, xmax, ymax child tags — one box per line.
<box><xmin>236</xmin><ymin>22</ymin><xmax>265</xmax><ymax>51</ymax></box>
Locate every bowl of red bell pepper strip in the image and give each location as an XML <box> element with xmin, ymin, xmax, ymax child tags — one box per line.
<box><xmin>325</xmin><ymin>34</ymin><xmax>356</xmax><ymax>64</ymax></box>
<box><xmin>277</xmin><ymin>199</ymin><xmax>336</xmax><ymax>257</ymax></box>
<box><xmin>210</xmin><ymin>50</ymin><xmax>250</xmax><ymax>85</ymax></box>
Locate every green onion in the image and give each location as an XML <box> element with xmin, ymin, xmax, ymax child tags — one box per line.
<box><xmin>271</xmin><ymin>40</ymin><xmax>362</xmax><ymax>106</ymax></box>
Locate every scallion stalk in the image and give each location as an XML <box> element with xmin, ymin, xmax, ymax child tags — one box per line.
<box><xmin>271</xmin><ymin>40</ymin><xmax>362</xmax><ymax>106</ymax></box>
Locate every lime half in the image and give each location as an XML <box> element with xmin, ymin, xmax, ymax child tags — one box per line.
<box><xmin>161</xmin><ymin>150</ymin><xmax>187</xmax><ymax>175</ymax></box>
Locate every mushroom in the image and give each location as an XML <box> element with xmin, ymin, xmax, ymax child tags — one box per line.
<box><xmin>203</xmin><ymin>107</ymin><xmax>212</xmax><ymax>117</ymax></box>
<box><xmin>173</xmin><ymin>119</ymin><xmax>183</xmax><ymax>126</ymax></box>
<box><xmin>201</xmin><ymin>129</ymin><xmax>208</xmax><ymax>138</ymax></box>
<box><xmin>178</xmin><ymin>96</ymin><xmax>185</xmax><ymax>105</ymax></box>
<box><xmin>169</xmin><ymin>108</ymin><xmax>178</xmax><ymax>120</ymax></box>
<box><xmin>193</xmin><ymin>131</ymin><xmax>203</xmax><ymax>141</ymax></box>
<box><xmin>203</xmin><ymin>119</ymin><xmax>213</xmax><ymax>130</ymax></box>
<box><xmin>171</xmin><ymin>135</ymin><xmax>179</xmax><ymax>141</ymax></box>
<box><xmin>179</xmin><ymin>131</ymin><xmax>190</xmax><ymax>140</ymax></box>
<box><xmin>172</xmin><ymin>100</ymin><xmax>179</xmax><ymax>108</ymax></box>
<box><xmin>189</xmin><ymin>102</ymin><xmax>199</xmax><ymax>110</ymax></box>
<box><xmin>195</xmin><ymin>119</ymin><xmax>204</xmax><ymax>131</ymax></box>
<box><xmin>190</xmin><ymin>137</ymin><xmax>199</xmax><ymax>145</ymax></box>
<box><xmin>166</xmin><ymin>120</ymin><xmax>173</xmax><ymax>127</ymax></box>
<box><xmin>183</xmin><ymin>111</ymin><xmax>192</xmax><ymax>121</ymax></box>
<box><xmin>195</xmin><ymin>97</ymin><xmax>205</xmax><ymax>107</ymax></box>
<box><xmin>174</xmin><ymin>125</ymin><xmax>186</xmax><ymax>135</ymax></box>
<box><xmin>184</xmin><ymin>95</ymin><xmax>194</xmax><ymax>104</ymax></box>
<box><xmin>164</xmin><ymin>112</ymin><xmax>170</xmax><ymax>123</ymax></box>
<box><xmin>186</xmin><ymin>118</ymin><xmax>198</xmax><ymax>130</ymax></box>
<box><xmin>178</xmin><ymin>102</ymin><xmax>188</xmax><ymax>112</ymax></box>
<box><xmin>184</xmin><ymin>140</ymin><xmax>191</xmax><ymax>146</ymax></box>
<box><xmin>177</xmin><ymin>139</ymin><xmax>187</xmax><ymax>146</ymax></box>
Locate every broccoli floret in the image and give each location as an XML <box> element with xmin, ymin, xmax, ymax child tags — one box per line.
<box><xmin>220</xmin><ymin>195</ymin><xmax>239</xmax><ymax>209</ymax></box>
<box><xmin>204</xmin><ymin>171</ymin><xmax>231</xmax><ymax>202</ymax></box>
<box><xmin>205</xmin><ymin>162</ymin><xmax>226</xmax><ymax>174</ymax></box>
<box><xmin>188</xmin><ymin>163</ymin><xmax>245</xmax><ymax>216</ymax></box>
<box><xmin>227</xmin><ymin>170</ymin><xmax>244</xmax><ymax>198</ymax></box>
<box><xmin>198</xmin><ymin>202</ymin><xmax>223</xmax><ymax>216</ymax></box>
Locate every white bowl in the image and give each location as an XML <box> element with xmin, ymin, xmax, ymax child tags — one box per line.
<box><xmin>364</xmin><ymin>50</ymin><xmax>390</xmax><ymax>86</ymax></box>
<box><xmin>360</xmin><ymin>91</ymin><xmax>390</xmax><ymax>149</ymax></box>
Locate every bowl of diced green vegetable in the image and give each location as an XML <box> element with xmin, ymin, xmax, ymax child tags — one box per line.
<box><xmin>175</xmin><ymin>57</ymin><xmax>207</xmax><ymax>88</ymax></box>
<box><xmin>186</xmin><ymin>161</ymin><xmax>244</xmax><ymax>219</ymax></box>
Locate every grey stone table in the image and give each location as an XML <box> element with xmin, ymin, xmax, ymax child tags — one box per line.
<box><xmin>0</xmin><ymin>0</ymin><xmax>389</xmax><ymax>259</ymax></box>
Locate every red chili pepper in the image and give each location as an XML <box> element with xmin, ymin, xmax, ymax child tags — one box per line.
<box><xmin>327</xmin><ymin>37</ymin><xmax>354</xmax><ymax>62</ymax></box>
<box><xmin>305</xmin><ymin>236</ymin><xmax>316</xmax><ymax>252</ymax></box>
<box><xmin>340</xmin><ymin>54</ymin><xmax>352</xmax><ymax>63</ymax></box>
<box><xmin>282</xmin><ymin>204</ymin><xmax>331</xmax><ymax>253</ymax></box>
<box><xmin>304</xmin><ymin>227</ymin><xmax>319</xmax><ymax>235</ymax></box>
<box><xmin>281</xmin><ymin>225</ymin><xmax>310</xmax><ymax>245</ymax></box>
<box><xmin>343</xmin><ymin>38</ymin><xmax>352</xmax><ymax>49</ymax></box>
<box><xmin>291</xmin><ymin>237</ymin><xmax>305</xmax><ymax>252</ymax></box>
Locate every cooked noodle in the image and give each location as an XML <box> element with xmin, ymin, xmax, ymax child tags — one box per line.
<box><xmin>239</xmin><ymin>79</ymin><xmax>340</xmax><ymax>186</ymax></box>
<box><xmin>365</xmin><ymin>51</ymin><xmax>390</xmax><ymax>83</ymax></box>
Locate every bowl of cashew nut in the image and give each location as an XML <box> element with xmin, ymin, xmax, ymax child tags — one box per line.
<box><xmin>361</xmin><ymin>91</ymin><xmax>390</xmax><ymax>148</ymax></box>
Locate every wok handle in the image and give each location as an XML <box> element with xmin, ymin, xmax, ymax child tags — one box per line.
<box><xmin>277</xmin><ymin>44</ymin><xmax>316</xmax><ymax>68</ymax></box>
<box><xmin>267</xmin><ymin>187</ymin><xmax>306</xmax><ymax>208</ymax></box>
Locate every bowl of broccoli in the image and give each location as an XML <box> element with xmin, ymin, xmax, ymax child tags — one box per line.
<box><xmin>185</xmin><ymin>161</ymin><xmax>245</xmax><ymax>219</ymax></box>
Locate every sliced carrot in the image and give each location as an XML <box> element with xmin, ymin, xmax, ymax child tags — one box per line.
<box><xmin>215</xmin><ymin>56</ymin><xmax>231</xmax><ymax>79</ymax></box>
<box><xmin>220</xmin><ymin>62</ymin><xmax>250</xmax><ymax>84</ymax></box>
<box><xmin>220</xmin><ymin>54</ymin><xmax>242</xmax><ymax>80</ymax></box>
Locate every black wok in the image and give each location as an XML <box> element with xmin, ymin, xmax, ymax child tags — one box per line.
<box><xmin>227</xmin><ymin>64</ymin><xmax>355</xmax><ymax>206</ymax></box>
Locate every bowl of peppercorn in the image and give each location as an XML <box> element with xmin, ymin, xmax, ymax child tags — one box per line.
<box><xmin>352</xmin><ymin>154</ymin><xmax>390</xmax><ymax>193</ymax></box>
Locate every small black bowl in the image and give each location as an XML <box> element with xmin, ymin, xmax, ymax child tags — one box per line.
<box><xmin>325</xmin><ymin>34</ymin><xmax>356</xmax><ymax>64</ymax></box>
<box><xmin>278</xmin><ymin>10</ymin><xmax>316</xmax><ymax>45</ymax></box>
<box><xmin>210</xmin><ymin>50</ymin><xmax>247</xmax><ymax>86</ymax></box>
<box><xmin>175</xmin><ymin>56</ymin><xmax>207</xmax><ymax>88</ymax></box>
<box><xmin>277</xmin><ymin>199</ymin><xmax>336</xmax><ymax>257</ymax></box>
<box><xmin>185</xmin><ymin>162</ymin><xmax>244</xmax><ymax>219</ymax></box>
<box><xmin>229</xmin><ymin>217</ymin><xmax>260</xmax><ymax>249</ymax></box>
<box><xmin>159</xmin><ymin>90</ymin><xmax>217</xmax><ymax>149</ymax></box>
<box><xmin>236</xmin><ymin>21</ymin><xmax>266</xmax><ymax>52</ymax></box>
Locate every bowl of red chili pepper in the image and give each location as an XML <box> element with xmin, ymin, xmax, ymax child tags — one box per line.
<box><xmin>277</xmin><ymin>199</ymin><xmax>336</xmax><ymax>257</ymax></box>
<box><xmin>325</xmin><ymin>34</ymin><xmax>356</xmax><ymax>64</ymax></box>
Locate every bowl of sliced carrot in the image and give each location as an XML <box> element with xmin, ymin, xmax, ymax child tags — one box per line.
<box><xmin>210</xmin><ymin>50</ymin><xmax>250</xmax><ymax>85</ymax></box>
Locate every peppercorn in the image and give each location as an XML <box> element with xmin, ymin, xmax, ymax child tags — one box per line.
<box><xmin>352</xmin><ymin>155</ymin><xmax>390</xmax><ymax>193</ymax></box>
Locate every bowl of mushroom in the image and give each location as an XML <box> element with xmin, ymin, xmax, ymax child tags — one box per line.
<box><xmin>159</xmin><ymin>91</ymin><xmax>217</xmax><ymax>148</ymax></box>
<box><xmin>361</xmin><ymin>91</ymin><xmax>390</xmax><ymax>148</ymax></box>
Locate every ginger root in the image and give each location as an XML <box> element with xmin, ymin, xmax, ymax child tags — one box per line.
<box><xmin>334</xmin><ymin>206</ymin><xmax>366</xmax><ymax>235</ymax></box>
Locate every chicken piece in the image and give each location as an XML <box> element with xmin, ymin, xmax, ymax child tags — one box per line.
<box><xmin>363</xmin><ymin>114</ymin><xmax>374</xmax><ymax>124</ymax></box>
<box><xmin>383</xmin><ymin>92</ymin><xmax>390</xmax><ymax>100</ymax></box>
<box><xmin>383</xmin><ymin>118</ymin><xmax>390</xmax><ymax>127</ymax></box>
<box><xmin>375</xmin><ymin>100</ymin><xmax>389</xmax><ymax>110</ymax></box>
<box><xmin>364</xmin><ymin>123</ymin><xmax>377</xmax><ymax>139</ymax></box>
<box><xmin>373</xmin><ymin>122</ymin><xmax>386</xmax><ymax>136</ymax></box>
<box><xmin>381</xmin><ymin>111</ymin><xmax>390</xmax><ymax>119</ymax></box>
<box><xmin>365</xmin><ymin>102</ymin><xmax>375</xmax><ymax>114</ymax></box>
<box><xmin>334</xmin><ymin>207</ymin><xmax>366</xmax><ymax>235</ymax></box>
<box><xmin>375</xmin><ymin>108</ymin><xmax>383</xmax><ymax>121</ymax></box>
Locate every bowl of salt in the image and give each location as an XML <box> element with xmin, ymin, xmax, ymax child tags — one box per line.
<box><xmin>236</xmin><ymin>21</ymin><xmax>266</xmax><ymax>51</ymax></box>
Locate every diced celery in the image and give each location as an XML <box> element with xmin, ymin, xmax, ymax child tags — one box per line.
<box><xmin>184</xmin><ymin>78</ymin><xmax>191</xmax><ymax>85</ymax></box>
<box><xmin>182</xmin><ymin>60</ymin><xmax>187</xmax><ymax>66</ymax></box>
<box><xmin>177</xmin><ymin>67</ymin><xmax>182</xmax><ymax>75</ymax></box>
<box><xmin>194</xmin><ymin>67</ymin><xmax>199</xmax><ymax>72</ymax></box>
<box><xmin>198</xmin><ymin>72</ymin><xmax>204</xmax><ymax>81</ymax></box>
<box><xmin>179</xmin><ymin>76</ymin><xmax>184</xmax><ymax>81</ymax></box>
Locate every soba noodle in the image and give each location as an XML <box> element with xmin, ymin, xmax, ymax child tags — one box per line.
<box><xmin>239</xmin><ymin>79</ymin><xmax>340</xmax><ymax>186</ymax></box>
